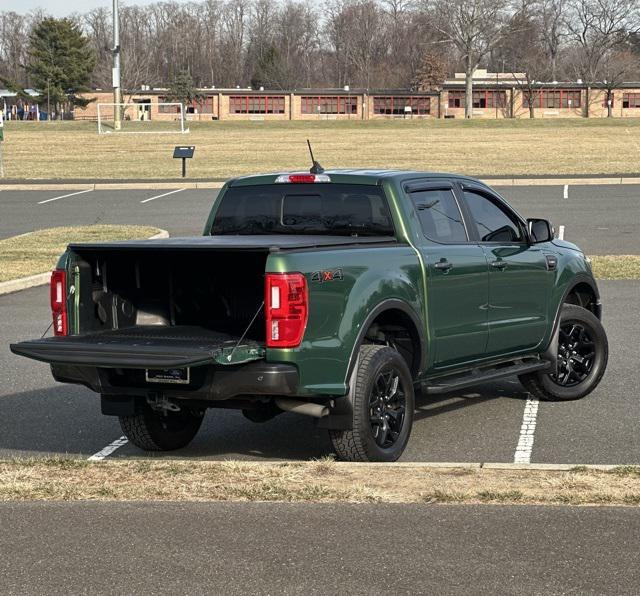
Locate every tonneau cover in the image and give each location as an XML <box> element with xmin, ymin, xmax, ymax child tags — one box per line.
<box><xmin>68</xmin><ymin>234</ymin><xmax>397</xmax><ymax>252</ymax></box>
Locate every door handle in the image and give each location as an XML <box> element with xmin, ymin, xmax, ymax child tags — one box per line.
<box><xmin>490</xmin><ymin>259</ymin><xmax>508</xmax><ymax>270</ymax></box>
<box><xmin>434</xmin><ymin>260</ymin><xmax>453</xmax><ymax>272</ymax></box>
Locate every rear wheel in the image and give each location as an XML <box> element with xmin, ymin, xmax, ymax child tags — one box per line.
<box><xmin>119</xmin><ymin>401</ymin><xmax>204</xmax><ymax>451</ymax></box>
<box><xmin>519</xmin><ymin>304</ymin><xmax>608</xmax><ymax>401</ymax></box>
<box><xmin>329</xmin><ymin>345</ymin><xmax>414</xmax><ymax>462</ymax></box>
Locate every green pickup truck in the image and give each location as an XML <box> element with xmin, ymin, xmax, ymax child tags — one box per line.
<box><xmin>11</xmin><ymin>170</ymin><xmax>608</xmax><ymax>461</ymax></box>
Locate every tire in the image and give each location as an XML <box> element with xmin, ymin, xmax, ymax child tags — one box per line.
<box><xmin>329</xmin><ymin>345</ymin><xmax>415</xmax><ymax>462</ymax></box>
<box><xmin>519</xmin><ymin>304</ymin><xmax>608</xmax><ymax>401</ymax></box>
<box><xmin>119</xmin><ymin>401</ymin><xmax>204</xmax><ymax>451</ymax></box>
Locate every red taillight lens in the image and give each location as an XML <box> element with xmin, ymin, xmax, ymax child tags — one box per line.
<box><xmin>265</xmin><ymin>273</ymin><xmax>308</xmax><ymax>348</ymax></box>
<box><xmin>50</xmin><ymin>269</ymin><xmax>68</xmax><ymax>336</ymax></box>
<box><xmin>287</xmin><ymin>174</ymin><xmax>317</xmax><ymax>183</ymax></box>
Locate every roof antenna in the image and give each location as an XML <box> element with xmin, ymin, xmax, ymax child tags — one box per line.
<box><xmin>307</xmin><ymin>139</ymin><xmax>324</xmax><ymax>174</ymax></box>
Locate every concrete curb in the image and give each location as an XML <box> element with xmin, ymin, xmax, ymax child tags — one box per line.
<box><xmin>0</xmin><ymin>228</ymin><xmax>170</xmax><ymax>296</ymax></box>
<box><xmin>0</xmin><ymin>272</ymin><xmax>51</xmax><ymax>296</ymax></box>
<box><xmin>2</xmin><ymin>178</ymin><xmax>640</xmax><ymax>191</ymax></box>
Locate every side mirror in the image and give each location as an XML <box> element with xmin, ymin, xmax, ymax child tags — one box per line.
<box><xmin>527</xmin><ymin>218</ymin><xmax>554</xmax><ymax>243</ymax></box>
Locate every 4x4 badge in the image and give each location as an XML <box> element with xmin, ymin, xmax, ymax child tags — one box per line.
<box><xmin>311</xmin><ymin>269</ymin><xmax>344</xmax><ymax>283</ymax></box>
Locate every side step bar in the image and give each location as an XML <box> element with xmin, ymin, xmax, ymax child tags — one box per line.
<box><xmin>423</xmin><ymin>359</ymin><xmax>551</xmax><ymax>395</ymax></box>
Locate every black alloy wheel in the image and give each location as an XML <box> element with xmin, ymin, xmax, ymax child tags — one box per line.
<box><xmin>368</xmin><ymin>368</ymin><xmax>407</xmax><ymax>448</ymax></box>
<box><xmin>552</xmin><ymin>322</ymin><xmax>596</xmax><ymax>387</ymax></box>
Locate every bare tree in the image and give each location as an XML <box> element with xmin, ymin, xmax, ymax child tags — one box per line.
<box><xmin>431</xmin><ymin>0</ymin><xmax>512</xmax><ymax>118</ymax></box>
<box><xmin>565</xmin><ymin>0</ymin><xmax>640</xmax><ymax>116</ymax></box>
<box><xmin>538</xmin><ymin>0</ymin><xmax>566</xmax><ymax>81</ymax></box>
<box><xmin>498</xmin><ymin>2</ymin><xmax>550</xmax><ymax>117</ymax></box>
<box><xmin>599</xmin><ymin>49</ymin><xmax>640</xmax><ymax>116</ymax></box>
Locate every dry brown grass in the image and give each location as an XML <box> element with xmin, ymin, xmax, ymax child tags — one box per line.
<box><xmin>0</xmin><ymin>225</ymin><xmax>160</xmax><ymax>282</ymax></box>
<box><xmin>4</xmin><ymin>119</ymin><xmax>640</xmax><ymax>180</ymax></box>
<box><xmin>590</xmin><ymin>255</ymin><xmax>640</xmax><ymax>280</ymax></box>
<box><xmin>1</xmin><ymin>458</ymin><xmax>639</xmax><ymax>505</ymax></box>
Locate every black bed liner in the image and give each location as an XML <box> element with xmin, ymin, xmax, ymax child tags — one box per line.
<box><xmin>10</xmin><ymin>326</ymin><xmax>264</xmax><ymax>369</ymax></box>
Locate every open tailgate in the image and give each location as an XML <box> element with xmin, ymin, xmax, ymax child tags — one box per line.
<box><xmin>10</xmin><ymin>326</ymin><xmax>265</xmax><ymax>369</ymax></box>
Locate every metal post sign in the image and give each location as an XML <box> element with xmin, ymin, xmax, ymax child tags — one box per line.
<box><xmin>173</xmin><ymin>145</ymin><xmax>195</xmax><ymax>178</ymax></box>
<box><xmin>0</xmin><ymin>110</ymin><xmax>4</xmax><ymax>142</ymax></box>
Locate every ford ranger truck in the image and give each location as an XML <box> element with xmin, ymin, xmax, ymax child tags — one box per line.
<box><xmin>11</xmin><ymin>170</ymin><xmax>608</xmax><ymax>462</ymax></box>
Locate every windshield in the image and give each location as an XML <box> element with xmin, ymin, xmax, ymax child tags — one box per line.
<box><xmin>210</xmin><ymin>183</ymin><xmax>395</xmax><ymax>237</ymax></box>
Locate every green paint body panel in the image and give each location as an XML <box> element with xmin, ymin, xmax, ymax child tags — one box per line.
<box><xmin>43</xmin><ymin>169</ymin><xmax>599</xmax><ymax>400</ymax></box>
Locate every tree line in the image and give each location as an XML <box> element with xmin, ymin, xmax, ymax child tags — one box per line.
<box><xmin>2</xmin><ymin>0</ymin><xmax>640</xmax><ymax>119</ymax></box>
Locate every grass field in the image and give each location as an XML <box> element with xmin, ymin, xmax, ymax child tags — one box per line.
<box><xmin>1</xmin><ymin>458</ymin><xmax>639</xmax><ymax>505</ymax></box>
<box><xmin>0</xmin><ymin>225</ymin><xmax>160</xmax><ymax>282</ymax></box>
<box><xmin>3</xmin><ymin>118</ymin><xmax>640</xmax><ymax>180</ymax></box>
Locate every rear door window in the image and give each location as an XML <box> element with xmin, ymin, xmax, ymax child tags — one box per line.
<box><xmin>409</xmin><ymin>188</ymin><xmax>468</xmax><ymax>243</ymax></box>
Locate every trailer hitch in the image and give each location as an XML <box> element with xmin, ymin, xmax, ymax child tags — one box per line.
<box><xmin>146</xmin><ymin>393</ymin><xmax>181</xmax><ymax>414</ymax></box>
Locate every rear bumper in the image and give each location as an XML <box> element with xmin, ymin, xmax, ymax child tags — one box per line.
<box><xmin>50</xmin><ymin>360</ymin><xmax>300</xmax><ymax>402</ymax></box>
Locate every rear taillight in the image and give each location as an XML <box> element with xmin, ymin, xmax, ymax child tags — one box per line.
<box><xmin>50</xmin><ymin>269</ymin><xmax>68</xmax><ymax>336</ymax></box>
<box><xmin>265</xmin><ymin>273</ymin><xmax>308</xmax><ymax>348</ymax></box>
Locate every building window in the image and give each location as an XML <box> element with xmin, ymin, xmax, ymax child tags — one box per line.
<box><xmin>623</xmin><ymin>93</ymin><xmax>640</xmax><ymax>108</ymax></box>
<box><xmin>300</xmin><ymin>96</ymin><xmax>358</xmax><ymax>114</ymax></box>
<box><xmin>447</xmin><ymin>90</ymin><xmax>506</xmax><ymax>109</ymax></box>
<box><xmin>373</xmin><ymin>96</ymin><xmax>431</xmax><ymax>115</ymax></box>
<box><xmin>534</xmin><ymin>90</ymin><xmax>581</xmax><ymax>109</ymax></box>
<box><xmin>229</xmin><ymin>95</ymin><xmax>285</xmax><ymax>114</ymax></box>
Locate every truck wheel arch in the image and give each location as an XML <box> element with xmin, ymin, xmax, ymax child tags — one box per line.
<box><xmin>542</xmin><ymin>274</ymin><xmax>601</xmax><ymax>365</ymax></box>
<box><xmin>345</xmin><ymin>299</ymin><xmax>424</xmax><ymax>384</ymax></box>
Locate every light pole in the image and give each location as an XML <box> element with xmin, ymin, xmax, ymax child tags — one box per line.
<box><xmin>112</xmin><ymin>0</ymin><xmax>122</xmax><ymax>130</ymax></box>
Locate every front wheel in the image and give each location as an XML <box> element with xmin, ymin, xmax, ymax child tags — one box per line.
<box><xmin>519</xmin><ymin>304</ymin><xmax>608</xmax><ymax>401</ymax></box>
<box><xmin>329</xmin><ymin>345</ymin><xmax>414</xmax><ymax>462</ymax></box>
<box><xmin>119</xmin><ymin>401</ymin><xmax>204</xmax><ymax>451</ymax></box>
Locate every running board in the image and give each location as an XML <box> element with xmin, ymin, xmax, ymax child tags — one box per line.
<box><xmin>423</xmin><ymin>359</ymin><xmax>551</xmax><ymax>395</ymax></box>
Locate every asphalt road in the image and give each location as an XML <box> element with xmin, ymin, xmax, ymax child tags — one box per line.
<box><xmin>1</xmin><ymin>502</ymin><xmax>638</xmax><ymax>595</ymax></box>
<box><xmin>1</xmin><ymin>183</ymin><xmax>639</xmax><ymax>254</ymax></box>
<box><xmin>2</xmin><ymin>280</ymin><xmax>638</xmax><ymax>464</ymax></box>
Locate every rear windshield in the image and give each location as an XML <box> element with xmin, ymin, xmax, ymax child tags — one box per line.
<box><xmin>210</xmin><ymin>183</ymin><xmax>395</xmax><ymax>236</ymax></box>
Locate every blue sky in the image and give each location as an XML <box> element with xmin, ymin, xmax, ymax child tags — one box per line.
<box><xmin>2</xmin><ymin>0</ymin><xmax>191</xmax><ymax>17</ymax></box>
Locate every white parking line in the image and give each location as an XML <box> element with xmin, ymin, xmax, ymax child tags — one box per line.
<box><xmin>141</xmin><ymin>188</ymin><xmax>185</xmax><ymax>203</ymax></box>
<box><xmin>558</xmin><ymin>224</ymin><xmax>565</xmax><ymax>240</ymax></box>
<box><xmin>563</xmin><ymin>184</ymin><xmax>569</xmax><ymax>199</ymax></box>
<box><xmin>514</xmin><ymin>397</ymin><xmax>539</xmax><ymax>463</ymax></box>
<box><xmin>38</xmin><ymin>188</ymin><xmax>93</xmax><ymax>204</ymax></box>
<box><xmin>88</xmin><ymin>436</ymin><xmax>129</xmax><ymax>461</ymax></box>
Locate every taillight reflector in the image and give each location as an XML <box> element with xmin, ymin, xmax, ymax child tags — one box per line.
<box><xmin>265</xmin><ymin>273</ymin><xmax>308</xmax><ymax>348</ymax></box>
<box><xmin>50</xmin><ymin>269</ymin><xmax>68</xmax><ymax>336</ymax></box>
<box><xmin>275</xmin><ymin>173</ymin><xmax>331</xmax><ymax>184</ymax></box>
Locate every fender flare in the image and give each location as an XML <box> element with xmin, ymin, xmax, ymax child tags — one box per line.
<box><xmin>542</xmin><ymin>273</ymin><xmax>601</xmax><ymax>368</ymax></box>
<box><xmin>345</xmin><ymin>298</ymin><xmax>426</xmax><ymax>382</ymax></box>
<box><xmin>317</xmin><ymin>298</ymin><xmax>425</xmax><ymax>432</ymax></box>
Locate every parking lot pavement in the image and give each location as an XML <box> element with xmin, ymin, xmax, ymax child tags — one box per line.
<box><xmin>1</xmin><ymin>183</ymin><xmax>639</xmax><ymax>254</ymax></box>
<box><xmin>495</xmin><ymin>184</ymin><xmax>640</xmax><ymax>254</ymax></box>
<box><xmin>0</xmin><ymin>188</ymin><xmax>218</xmax><ymax>240</ymax></box>
<box><xmin>1</xmin><ymin>280</ymin><xmax>637</xmax><ymax>464</ymax></box>
<box><xmin>1</xmin><ymin>502</ymin><xmax>638</xmax><ymax>595</ymax></box>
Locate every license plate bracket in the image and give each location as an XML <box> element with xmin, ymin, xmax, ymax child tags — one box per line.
<box><xmin>145</xmin><ymin>368</ymin><xmax>190</xmax><ymax>384</ymax></box>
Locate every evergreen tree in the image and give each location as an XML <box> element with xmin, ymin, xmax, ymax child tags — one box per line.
<box><xmin>167</xmin><ymin>69</ymin><xmax>200</xmax><ymax>108</ymax></box>
<box><xmin>27</xmin><ymin>18</ymin><xmax>96</xmax><ymax>119</ymax></box>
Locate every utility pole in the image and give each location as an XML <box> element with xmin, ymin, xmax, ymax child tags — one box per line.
<box><xmin>112</xmin><ymin>0</ymin><xmax>122</xmax><ymax>130</ymax></box>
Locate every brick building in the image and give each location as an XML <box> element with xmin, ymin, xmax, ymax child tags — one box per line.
<box><xmin>73</xmin><ymin>71</ymin><xmax>640</xmax><ymax>122</ymax></box>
